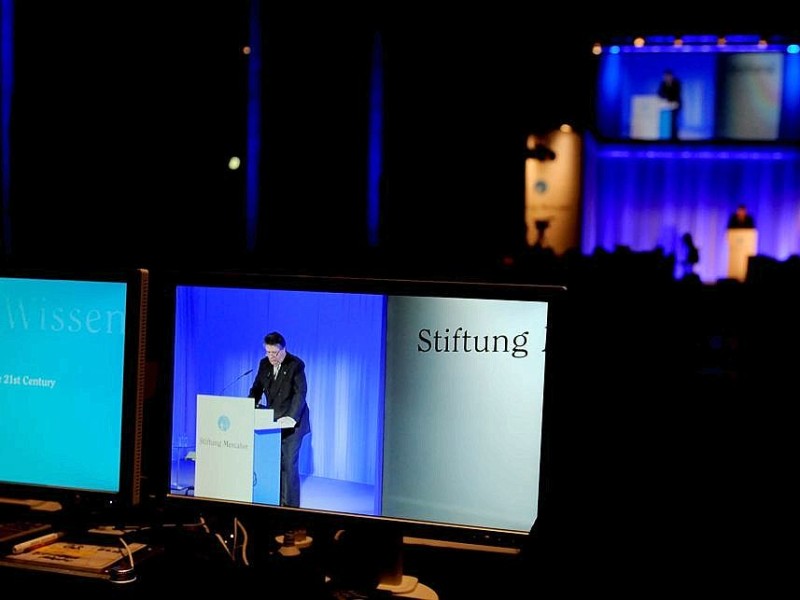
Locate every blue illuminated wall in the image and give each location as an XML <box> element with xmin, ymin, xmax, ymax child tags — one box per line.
<box><xmin>587</xmin><ymin>40</ymin><xmax>800</xmax><ymax>281</ymax></box>
<box><xmin>582</xmin><ymin>136</ymin><xmax>800</xmax><ymax>282</ymax></box>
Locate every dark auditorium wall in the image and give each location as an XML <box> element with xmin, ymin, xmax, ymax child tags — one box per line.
<box><xmin>7</xmin><ymin>4</ymin><xmax>249</xmax><ymax>269</ymax></box>
<box><xmin>253</xmin><ymin>17</ymin><xmax>373</xmax><ymax>264</ymax></box>
<box><xmin>4</xmin><ymin>6</ymin><xmax>600</xmax><ymax>273</ymax></box>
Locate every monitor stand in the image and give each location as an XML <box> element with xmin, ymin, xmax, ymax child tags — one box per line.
<box><xmin>327</xmin><ymin>525</ymin><xmax>437</xmax><ymax>599</ymax></box>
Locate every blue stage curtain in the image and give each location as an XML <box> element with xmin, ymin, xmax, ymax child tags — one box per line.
<box><xmin>171</xmin><ymin>285</ymin><xmax>386</xmax><ymax>486</ymax></box>
<box><xmin>0</xmin><ymin>0</ymin><xmax>13</xmax><ymax>255</ymax></box>
<box><xmin>582</xmin><ymin>133</ymin><xmax>800</xmax><ymax>282</ymax></box>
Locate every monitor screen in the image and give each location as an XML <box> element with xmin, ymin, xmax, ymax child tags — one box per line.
<box><xmin>0</xmin><ymin>268</ymin><xmax>149</xmax><ymax>510</ymax></box>
<box><xmin>161</xmin><ymin>273</ymin><xmax>564</xmax><ymax>551</ymax></box>
<box><xmin>593</xmin><ymin>37</ymin><xmax>800</xmax><ymax>142</ymax></box>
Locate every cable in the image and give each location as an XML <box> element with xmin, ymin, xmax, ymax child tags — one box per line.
<box><xmin>118</xmin><ymin>537</ymin><xmax>136</xmax><ymax>569</ymax></box>
<box><xmin>214</xmin><ymin>532</ymin><xmax>234</xmax><ymax>560</ymax></box>
<box><xmin>199</xmin><ymin>516</ymin><xmax>211</xmax><ymax>534</ymax></box>
<box><xmin>109</xmin><ymin>536</ymin><xmax>138</xmax><ymax>584</ymax></box>
<box><xmin>234</xmin><ymin>518</ymin><xmax>250</xmax><ymax>566</ymax></box>
<box><xmin>232</xmin><ymin>518</ymin><xmax>239</xmax><ymax>553</ymax></box>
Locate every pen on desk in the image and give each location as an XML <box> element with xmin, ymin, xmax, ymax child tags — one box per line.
<box><xmin>11</xmin><ymin>531</ymin><xmax>66</xmax><ymax>554</ymax></box>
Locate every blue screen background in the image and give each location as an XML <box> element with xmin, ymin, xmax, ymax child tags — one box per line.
<box><xmin>0</xmin><ymin>277</ymin><xmax>127</xmax><ymax>492</ymax></box>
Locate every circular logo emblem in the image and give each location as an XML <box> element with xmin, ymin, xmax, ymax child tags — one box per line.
<box><xmin>217</xmin><ymin>415</ymin><xmax>231</xmax><ymax>432</ymax></box>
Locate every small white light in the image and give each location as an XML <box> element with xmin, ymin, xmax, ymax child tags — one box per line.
<box><xmin>228</xmin><ymin>156</ymin><xmax>241</xmax><ymax>170</ymax></box>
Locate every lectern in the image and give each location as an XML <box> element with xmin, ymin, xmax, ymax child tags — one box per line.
<box><xmin>194</xmin><ymin>394</ymin><xmax>286</xmax><ymax>504</ymax></box>
<box><xmin>630</xmin><ymin>95</ymin><xmax>673</xmax><ymax>139</ymax></box>
<box><xmin>726</xmin><ymin>228</ymin><xmax>758</xmax><ymax>282</ymax></box>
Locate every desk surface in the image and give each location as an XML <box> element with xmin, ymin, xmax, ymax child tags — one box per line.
<box><xmin>0</xmin><ymin>524</ymin><xmax>531</xmax><ymax>598</ymax></box>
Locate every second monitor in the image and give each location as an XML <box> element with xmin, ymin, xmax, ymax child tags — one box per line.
<box><xmin>159</xmin><ymin>273</ymin><xmax>564</xmax><ymax>552</ymax></box>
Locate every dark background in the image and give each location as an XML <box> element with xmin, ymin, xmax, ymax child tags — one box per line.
<box><xmin>6</xmin><ymin>5</ymin><xmax>787</xmax><ymax>272</ymax></box>
<box><xmin>1</xmin><ymin>4</ymin><xmax>794</xmax><ymax>594</ymax></box>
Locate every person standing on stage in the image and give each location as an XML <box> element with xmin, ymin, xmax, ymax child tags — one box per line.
<box><xmin>657</xmin><ymin>69</ymin><xmax>682</xmax><ymax>140</ymax></box>
<box><xmin>249</xmin><ymin>331</ymin><xmax>310</xmax><ymax>508</ymax></box>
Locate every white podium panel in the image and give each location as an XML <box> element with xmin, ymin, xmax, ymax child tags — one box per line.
<box><xmin>631</xmin><ymin>95</ymin><xmax>671</xmax><ymax>139</ymax></box>
<box><xmin>195</xmin><ymin>396</ymin><xmax>285</xmax><ymax>504</ymax></box>
<box><xmin>726</xmin><ymin>229</ymin><xmax>758</xmax><ymax>282</ymax></box>
<box><xmin>195</xmin><ymin>394</ymin><xmax>256</xmax><ymax>502</ymax></box>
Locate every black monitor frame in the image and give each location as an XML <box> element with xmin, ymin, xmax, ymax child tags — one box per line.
<box><xmin>154</xmin><ymin>270</ymin><xmax>564</xmax><ymax>555</ymax></box>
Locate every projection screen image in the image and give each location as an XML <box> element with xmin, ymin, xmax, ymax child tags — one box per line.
<box><xmin>169</xmin><ymin>284</ymin><xmax>549</xmax><ymax>534</ymax></box>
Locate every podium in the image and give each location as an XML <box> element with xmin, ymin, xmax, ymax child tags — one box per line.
<box><xmin>726</xmin><ymin>228</ymin><xmax>758</xmax><ymax>282</ymax></box>
<box><xmin>630</xmin><ymin>95</ymin><xmax>673</xmax><ymax>139</ymax></box>
<box><xmin>194</xmin><ymin>394</ymin><xmax>286</xmax><ymax>504</ymax></box>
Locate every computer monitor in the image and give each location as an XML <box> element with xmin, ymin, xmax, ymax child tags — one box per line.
<box><xmin>0</xmin><ymin>267</ymin><xmax>149</xmax><ymax>513</ymax></box>
<box><xmin>158</xmin><ymin>272</ymin><xmax>563</xmax><ymax>574</ymax></box>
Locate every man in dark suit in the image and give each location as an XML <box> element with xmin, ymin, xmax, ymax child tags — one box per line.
<box><xmin>727</xmin><ymin>203</ymin><xmax>756</xmax><ymax>229</ymax></box>
<box><xmin>657</xmin><ymin>69</ymin><xmax>682</xmax><ymax>140</ymax></box>
<box><xmin>249</xmin><ymin>331</ymin><xmax>310</xmax><ymax>507</ymax></box>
